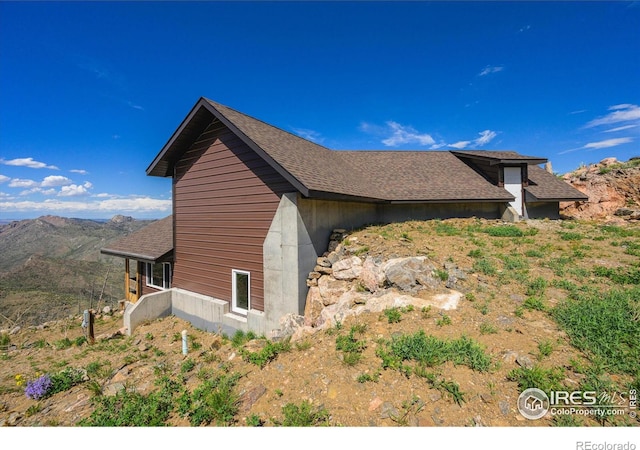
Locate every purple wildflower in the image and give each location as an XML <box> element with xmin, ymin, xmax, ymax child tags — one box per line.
<box><xmin>24</xmin><ymin>374</ymin><xmax>52</xmax><ymax>400</ymax></box>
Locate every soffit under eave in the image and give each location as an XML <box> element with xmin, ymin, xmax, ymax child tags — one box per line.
<box><xmin>146</xmin><ymin>99</ymin><xmax>216</xmax><ymax>177</ymax></box>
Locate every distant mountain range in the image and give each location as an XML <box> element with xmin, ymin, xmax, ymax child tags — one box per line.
<box><xmin>0</xmin><ymin>215</ymin><xmax>156</xmax><ymax>327</ymax></box>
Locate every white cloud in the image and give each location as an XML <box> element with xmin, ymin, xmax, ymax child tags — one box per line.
<box><xmin>583</xmin><ymin>137</ymin><xmax>633</xmax><ymax>150</ymax></box>
<box><xmin>604</xmin><ymin>124</ymin><xmax>638</xmax><ymax>133</ymax></box>
<box><xmin>0</xmin><ymin>157</ymin><xmax>59</xmax><ymax>170</ymax></box>
<box><xmin>9</xmin><ymin>178</ymin><xmax>38</xmax><ymax>188</ymax></box>
<box><xmin>0</xmin><ymin>196</ymin><xmax>172</xmax><ymax>216</ymax></box>
<box><xmin>0</xmin><ymin>175</ymin><xmax>9</xmax><ymax>184</ymax></box>
<box><xmin>479</xmin><ymin>65</ymin><xmax>504</xmax><ymax>76</ymax></box>
<box><xmin>292</xmin><ymin>128</ymin><xmax>325</xmax><ymax>144</ymax></box>
<box><xmin>70</xmin><ymin>169</ymin><xmax>88</xmax><ymax>175</ymax></box>
<box><xmin>58</xmin><ymin>181</ymin><xmax>92</xmax><ymax>197</ymax></box>
<box><xmin>450</xmin><ymin>141</ymin><xmax>471</xmax><ymax>149</ymax></box>
<box><xmin>559</xmin><ymin>137</ymin><xmax>634</xmax><ymax>155</ymax></box>
<box><xmin>475</xmin><ymin>130</ymin><xmax>497</xmax><ymax>146</ymax></box>
<box><xmin>585</xmin><ymin>104</ymin><xmax>640</xmax><ymax>128</ymax></box>
<box><xmin>41</xmin><ymin>175</ymin><xmax>73</xmax><ymax>187</ymax></box>
<box><xmin>127</xmin><ymin>101</ymin><xmax>144</xmax><ymax>111</ymax></box>
<box><xmin>382</xmin><ymin>121</ymin><xmax>435</xmax><ymax>147</ymax></box>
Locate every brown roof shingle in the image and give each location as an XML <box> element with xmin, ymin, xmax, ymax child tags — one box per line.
<box><xmin>526</xmin><ymin>166</ymin><xmax>589</xmax><ymax>201</ymax></box>
<box><xmin>100</xmin><ymin>216</ymin><xmax>173</xmax><ymax>262</ymax></box>
<box><xmin>146</xmin><ymin>97</ymin><xmax>585</xmax><ymax>204</ymax></box>
<box><xmin>337</xmin><ymin>151</ymin><xmax>514</xmax><ymax>201</ymax></box>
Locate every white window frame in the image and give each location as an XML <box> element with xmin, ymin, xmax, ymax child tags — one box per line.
<box><xmin>146</xmin><ymin>262</ymin><xmax>171</xmax><ymax>290</ymax></box>
<box><xmin>231</xmin><ymin>269</ymin><xmax>251</xmax><ymax>314</ymax></box>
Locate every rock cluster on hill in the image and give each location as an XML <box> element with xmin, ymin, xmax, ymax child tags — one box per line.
<box><xmin>560</xmin><ymin>156</ymin><xmax>640</xmax><ymax>221</ymax></box>
<box><xmin>275</xmin><ymin>229</ymin><xmax>467</xmax><ymax>341</ymax></box>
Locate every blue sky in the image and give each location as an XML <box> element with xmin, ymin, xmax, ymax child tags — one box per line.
<box><xmin>1</xmin><ymin>1</ymin><xmax>639</xmax><ymax>220</ymax></box>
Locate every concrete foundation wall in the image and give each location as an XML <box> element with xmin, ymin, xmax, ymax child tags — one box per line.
<box><xmin>262</xmin><ymin>193</ymin><xmax>318</xmax><ymax>335</ymax></box>
<box><xmin>124</xmin><ymin>289</ymin><xmax>172</xmax><ymax>335</ymax></box>
<box><xmin>297</xmin><ymin>197</ymin><xmax>504</xmax><ymax>255</ymax></box>
<box><xmin>125</xmin><ymin>288</ymin><xmax>248</xmax><ymax>336</ymax></box>
<box><xmin>526</xmin><ymin>201</ymin><xmax>560</xmax><ymax>219</ymax></box>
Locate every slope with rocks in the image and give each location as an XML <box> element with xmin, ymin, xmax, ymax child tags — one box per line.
<box><xmin>560</xmin><ymin>157</ymin><xmax>640</xmax><ymax>221</ymax></box>
<box><xmin>1</xmin><ymin>217</ymin><xmax>638</xmax><ymax>428</ymax></box>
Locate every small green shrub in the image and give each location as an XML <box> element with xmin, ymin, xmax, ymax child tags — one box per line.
<box><xmin>246</xmin><ymin>414</ymin><xmax>264</xmax><ymax>427</ymax></box>
<box><xmin>525</xmin><ymin>249</ymin><xmax>544</xmax><ymax>258</ymax></box>
<box><xmin>558</xmin><ymin>231</ymin><xmax>583</xmax><ymax>241</ymax></box>
<box><xmin>0</xmin><ymin>333</ymin><xmax>10</xmax><ymax>347</ymax></box>
<box><xmin>54</xmin><ymin>338</ymin><xmax>73</xmax><ymax>350</ymax></box>
<box><xmin>389</xmin><ymin>396</ymin><xmax>426</xmax><ymax>425</ymax></box>
<box><xmin>507</xmin><ymin>365</ymin><xmax>565</xmax><ymax>395</ymax></box>
<box><xmin>479</xmin><ymin>322</ymin><xmax>498</xmax><ymax>335</ymax></box>
<box><xmin>383</xmin><ymin>307</ymin><xmax>402</xmax><ymax>323</ymax></box>
<box><xmin>377</xmin><ymin>331</ymin><xmax>491</xmax><ymax>372</ymax></box>
<box><xmin>356</xmin><ymin>371</ymin><xmax>380</xmax><ymax>383</ymax></box>
<box><xmin>180</xmin><ymin>358</ymin><xmax>196</xmax><ymax>374</ymax></box>
<box><xmin>335</xmin><ymin>328</ymin><xmax>367</xmax><ymax>366</ymax></box>
<box><xmin>468</xmin><ymin>248</ymin><xmax>483</xmax><ymax>258</ymax></box>
<box><xmin>435</xmin><ymin>268</ymin><xmax>449</xmax><ymax>281</ymax></box>
<box><xmin>436</xmin><ymin>314</ymin><xmax>451</xmax><ymax>327</ymax></box>
<box><xmin>526</xmin><ymin>277</ymin><xmax>548</xmax><ymax>296</ymax></box>
<box><xmin>523</xmin><ymin>296</ymin><xmax>547</xmax><ymax>312</ymax></box>
<box><xmin>187</xmin><ymin>373</ymin><xmax>241</xmax><ymax>426</ymax></box>
<box><xmin>241</xmin><ymin>339</ymin><xmax>291</xmax><ymax>368</ymax></box>
<box><xmin>276</xmin><ymin>401</ymin><xmax>330</xmax><ymax>427</ymax></box>
<box><xmin>484</xmin><ymin>225</ymin><xmax>530</xmax><ymax>237</ymax></box>
<box><xmin>473</xmin><ymin>257</ymin><xmax>497</xmax><ymax>276</ymax></box>
<box><xmin>501</xmin><ymin>255</ymin><xmax>528</xmax><ymax>271</ymax></box>
<box><xmin>435</xmin><ymin>221</ymin><xmax>461</xmax><ymax>236</ymax></box>
<box><xmin>537</xmin><ymin>340</ymin><xmax>554</xmax><ymax>359</ymax></box>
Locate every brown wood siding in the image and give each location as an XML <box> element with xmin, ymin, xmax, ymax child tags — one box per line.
<box><xmin>172</xmin><ymin>119</ymin><xmax>294</xmax><ymax>312</ymax></box>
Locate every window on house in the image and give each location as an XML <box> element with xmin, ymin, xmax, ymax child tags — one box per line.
<box><xmin>146</xmin><ymin>262</ymin><xmax>171</xmax><ymax>290</ymax></box>
<box><xmin>232</xmin><ymin>269</ymin><xmax>250</xmax><ymax>314</ymax></box>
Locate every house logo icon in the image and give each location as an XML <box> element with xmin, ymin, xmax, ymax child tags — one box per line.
<box><xmin>517</xmin><ymin>388</ymin><xmax>550</xmax><ymax>420</ymax></box>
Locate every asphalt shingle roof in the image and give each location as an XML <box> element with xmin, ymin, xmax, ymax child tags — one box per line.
<box><xmin>146</xmin><ymin>97</ymin><xmax>586</xmax><ymax>204</ymax></box>
<box><xmin>526</xmin><ymin>166</ymin><xmax>589</xmax><ymax>201</ymax></box>
<box><xmin>100</xmin><ymin>216</ymin><xmax>173</xmax><ymax>262</ymax></box>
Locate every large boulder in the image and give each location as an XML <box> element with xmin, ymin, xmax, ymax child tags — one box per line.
<box><xmin>382</xmin><ymin>257</ymin><xmax>436</xmax><ymax>292</ymax></box>
<box><xmin>332</xmin><ymin>256</ymin><xmax>363</xmax><ymax>280</ymax></box>
<box><xmin>360</xmin><ymin>257</ymin><xmax>386</xmax><ymax>292</ymax></box>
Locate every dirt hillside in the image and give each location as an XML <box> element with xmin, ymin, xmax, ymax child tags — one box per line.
<box><xmin>1</xmin><ymin>217</ymin><xmax>638</xmax><ymax>429</ymax></box>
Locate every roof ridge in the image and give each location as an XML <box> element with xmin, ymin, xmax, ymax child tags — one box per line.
<box><xmin>203</xmin><ymin>98</ymin><xmax>334</xmax><ymax>152</ymax></box>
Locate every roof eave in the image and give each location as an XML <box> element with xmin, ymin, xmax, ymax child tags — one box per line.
<box><xmin>147</xmin><ymin>98</ymin><xmax>310</xmax><ymax>196</ymax></box>
<box><xmin>388</xmin><ymin>197</ymin><xmax>514</xmax><ymax>204</ymax></box>
<box><xmin>147</xmin><ymin>98</ymin><xmax>213</xmax><ymax>177</ymax></box>
<box><xmin>100</xmin><ymin>248</ymin><xmax>174</xmax><ymax>264</ymax></box>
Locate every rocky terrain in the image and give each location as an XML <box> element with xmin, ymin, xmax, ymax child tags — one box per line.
<box><xmin>1</xmin><ymin>217</ymin><xmax>638</xmax><ymax>428</ymax></box>
<box><xmin>560</xmin><ymin>156</ymin><xmax>640</xmax><ymax>222</ymax></box>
